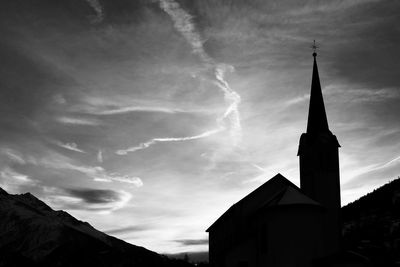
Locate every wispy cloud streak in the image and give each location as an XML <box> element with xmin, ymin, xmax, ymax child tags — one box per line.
<box><xmin>1</xmin><ymin>149</ymin><xmax>26</xmax><ymax>165</ymax></box>
<box><xmin>366</xmin><ymin>155</ymin><xmax>400</xmax><ymax>173</ymax></box>
<box><xmin>116</xmin><ymin>128</ymin><xmax>223</xmax><ymax>155</ymax></box>
<box><xmin>33</xmin><ymin>155</ymin><xmax>143</xmax><ymax>187</ymax></box>
<box><xmin>344</xmin><ymin>154</ymin><xmax>400</xmax><ymax>184</ymax></box>
<box><xmin>159</xmin><ymin>0</ymin><xmax>242</xmax><ymax>145</ymax></box>
<box><xmin>116</xmin><ymin>0</ymin><xmax>242</xmax><ymax>156</ymax></box>
<box><xmin>215</xmin><ymin>65</ymin><xmax>242</xmax><ymax>144</ymax></box>
<box><xmin>159</xmin><ymin>0</ymin><xmax>212</xmax><ymax>63</ymax></box>
<box><xmin>56</xmin><ymin>116</ymin><xmax>101</xmax><ymax>126</ymax></box>
<box><xmin>85</xmin><ymin>106</ymin><xmax>189</xmax><ymax>115</ymax></box>
<box><xmin>55</xmin><ymin>141</ymin><xmax>86</xmax><ymax>153</ymax></box>
<box><xmin>71</xmin><ymin>96</ymin><xmax>211</xmax><ymax>116</ymax></box>
<box><xmin>0</xmin><ymin>167</ymin><xmax>37</xmax><ymax>192</ymax></box>
<box><xmin>0</xmin><ymin>167</ymin><xmax>33</xmax><ymax>184</ymax></box>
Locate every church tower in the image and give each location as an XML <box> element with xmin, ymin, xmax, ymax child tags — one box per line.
<box><xmin>298</xmin><ymin>49</ymin><xmax>341</xmax><ymax>255</ymax></box>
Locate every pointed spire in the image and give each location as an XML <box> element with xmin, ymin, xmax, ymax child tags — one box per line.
<box><xmin>306</xmin><ymin>52</ymin><xmax>330</xmax><ymax>134</ymax></box>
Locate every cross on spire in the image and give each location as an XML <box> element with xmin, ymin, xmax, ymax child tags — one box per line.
<box><xmin>311</xmin><ymin>40</ymin><xmax>319</xmax><ymax>57</ymax></box>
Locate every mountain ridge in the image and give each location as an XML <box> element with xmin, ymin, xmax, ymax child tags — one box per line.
<box><xmin>0</xmin><ymin>187</ymin><xmax>192</xmax><ymax>267</ymax></box>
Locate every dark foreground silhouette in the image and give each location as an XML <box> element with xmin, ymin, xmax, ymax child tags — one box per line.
<box><xmin>0</xmin><ymin>187</ymin><xmax>192</xmax><ymax>267</ymax></box>
<box><xmin>1</xmin><ymin>178</ymin><xmax>399</xmax><ymax>267</ymax></box>
<box><xmin>342</xmin><ymin>177</ymin><xmax>400</xmax><ymax>267</ymax></box>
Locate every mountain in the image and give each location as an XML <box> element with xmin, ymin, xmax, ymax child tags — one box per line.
<box><xmin>0</xmin><ymin>187</ymin><xmax>192</xmax><ymax>267</ymax></box>
<box><xmin>342</xmin><ymin>177</ymin><xmax>400</xmax><ymax>266</ymax></box>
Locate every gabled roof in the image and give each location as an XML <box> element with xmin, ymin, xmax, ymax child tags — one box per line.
<box><xmin>206</xmin><ymin>173</ymin><xmax>321</xmax><ymax>232</ymax></box>
<box><xmin>272</xmin><ymin>186</ymin><xmax>321</xmax><ymax>206</ymax></box>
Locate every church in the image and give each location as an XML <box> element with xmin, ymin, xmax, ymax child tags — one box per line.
<box><xmin>206</xmin><ymin>50</ymin><xmax>350</xmax><ymax>267</ymax></box>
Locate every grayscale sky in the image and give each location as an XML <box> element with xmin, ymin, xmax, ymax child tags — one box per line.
<box><xmin>1</xmin><ymin>0</ymin><xmax>399</xmax><ymax>254</ymax></box>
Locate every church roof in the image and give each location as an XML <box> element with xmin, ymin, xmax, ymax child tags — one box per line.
<box><xmin>306</xmin><ymin>53</ymin><xmax>330</xmax><ymax>135</ymax></box>
<box><xmin>206</xmin><ymin>174</ymin><xmax>321</xmax><ymax>232</ymax></box>
<box><xmin>273</xmin><ymin>186</ymin><xmax>321</xmax><ymax>206</ymax></box>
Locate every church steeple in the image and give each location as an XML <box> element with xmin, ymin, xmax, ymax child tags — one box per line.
<box><xmin>306</xmin><ymin>53</ymin><xmax>330</xmax><ymax>134</ymax></box>
<box><xmin>298</xmin><ymin>46</ymin><xmax>342</xmax><ymax>255</ymax></box>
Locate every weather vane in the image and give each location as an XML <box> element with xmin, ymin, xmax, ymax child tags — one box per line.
<box><xmin>311</xmin><ymin>40</ymin><xmax>319</xmax><ymax>57</ymax></box>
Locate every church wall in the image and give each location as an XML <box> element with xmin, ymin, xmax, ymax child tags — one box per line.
<box><xmin>209</xmin><ymin>214</ymin><xmax>256</xmax><ymax>267</ymax></box>
<box><xmin>208</xmin><ymin>178</ymin><xmax>289</xmax><ymax>267</ymax></box>
<box><xmin>261</xmin><ymin>206</ymin><xmax>325</xmax><ymax>267</ymax></box>
<box><xmin>224</xmin><ymin>238</ymin><xmax>258</xmax><ymax>267</ymax></box>
<box><xmin>209</xmin><ymin>205</ymin><xmax>325</xmax><ymax>267</ymax></box>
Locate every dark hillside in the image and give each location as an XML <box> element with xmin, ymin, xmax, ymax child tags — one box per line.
<box><xmin>342</xmin><ymin>177</ymin><xmax>400</xmax><ymax>266</ymax></box>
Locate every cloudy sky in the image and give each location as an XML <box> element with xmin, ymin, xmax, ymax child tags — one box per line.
<box><xmin>1</xmin><ymin>0</ymin><xmax>399</xmax><ymax>255</ymax></box>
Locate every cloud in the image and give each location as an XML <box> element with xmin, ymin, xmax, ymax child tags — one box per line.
<box><xmin>110</xmin><ymin>175</ymin><xmax>144</xmax><ymax>187</ymax></box>
<box><xmin>55</xmin><ymin>141</ymin><xmax>86</xmax><ymax>153</ymax></box>
<box><xmin>0</xmin><ymin>167</ymin><xmax>32</xmax><ymax>184</ymax></box>
<box><xmin>381</xmin><ymin>155</ymin><xmax>400</xmax><ymax>168</ymax></box>
<box><xmin>105</xmin><ymin>225</ymin><xmax>148</xmax><ymax>235</ymax></box>
<box><xmin>116</xmin><ymin>0</ymin><xmax>243</xmax><ymax>156</ymax></box>
<box><xmin>0</xmin><ymin>167</ymin><xmax>36</xmax><ymax>192</ymax></box>
<box><xmin>175</xmin><ymin>238</ymin><xmax>208</xmax><ymax>246</ymax></box>
<box><xmin>284</xmin><ymin>94</ymin><xmax>310</xmax><ymax>107</ymax></box>
<box><xmin>65</xmin><ymin>188</ymin><xmax>124</xmax><ymax>204</ymax></box>
<box><xmin>93</xmin><ymin>178</ymin><xmax>112</xmax><ymax>183</ymax></box>
<box><xmin>214</xmin><ymin>64</ymin><xmax>242</xmax><ymax>145</ymax></box>
<box><xmin>85</xmin><ymin>0</ymin><xmax>104</xmax><ymax>24</ymax></box>
<box><xmin>69</xmin><ymin>96</ymin><xmax>214</xmax><ymax>116</ymax></box>
<box><xmin>56</xmin><ymin>116</ymin><xmax>101</xmax><ymax>126</ymax></box>
<box><xmin>284</xmin><ymin>86</ymin><xmax>400</xmax><ymax>108</ymax></box>
<box><xmin>1</xmin><ymin>148</ymin><xmax>26</xmax><ymax>165</ymax></box>
<box><xmin>72</xmin><ymin>95</ymin><xmax>211</xmax><ymax>116</ymax></box>
<box><xmin>116</xmin><ymin>127</ymin><xmax>223</xmax><ymax>155</ymax></box>
<box><xmin>360</xmin><ymin>155</ymin><xmax>400</xmax><ymax>174</ymax></box>
<box><xmin>159</xmin><ymin>0</ymin><xmax>212</xmax><ymax>63</ymax></box>
<box><xmin>97</xmin><ymin>150</ymin><xmax>103</xmax><ymax>163</ymax></box>
<box><xmin>159</xmin><ymin>0</ymin><xmax>242</xmax><ymax>143</ymax></box>
<box><xmin>84</xmin><ymin>106</ymin><xmax>189</xmax><ymax>115</ymax></box>
<box><xmin>325</xmin><ymin>86</ymin><xmax>400</xmax><ymax>103</ymax></box>
<box><xmin>40</xmin><ymin>157</ymin><xmax>143</xmax><ymax>187</ymax></box>
<box><xmin>46</xmin><ymin>187</ymin><xmax>132</xmax><ymax>212</ymax></box>
<box><xmin>287</xmin><ymin>0</ymin><xmax>380</xmax><ymax>16</ymax></box>
<box><xmin>53</xmin><ymin>94</ymin><xmax>66</xmax><ymax>104</ymax></box>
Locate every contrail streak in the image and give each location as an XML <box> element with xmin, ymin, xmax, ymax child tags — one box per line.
<box><xmin>159</xmin><ymin>0</ymin><xmax>212</xmax><ymax>63</ymax></box>
<box><xmin>366</xmin><ymin>154</ymin><xmax>400</xmax><ymax>173</ymax></box>
<box><xmin>215</xmin><ymin>64</ymin><xmax>242</xmax><ymax>144</ymax></box>
<box><xmin>380</xmin><ymin>155</ymin><xmax>400</xmax><ymax>168</ymax></box>
<box><xmin>117</xmin><ymin>0</ymin><xmax>242</xmax><ymax>155</ymax></box>
<box><xmin>160</xmin><ymin>0</ymin><xmax>242</xmax><ymax>145</ymax></box>
<box><xmin>116</xmin><ymin>128</ymin><xmax>223</xmax><ymax>155</ymax></box>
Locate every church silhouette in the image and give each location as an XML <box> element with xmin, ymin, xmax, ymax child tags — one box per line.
<box><xmin>207</xmin><ymin>51</ymin><xmax>369</xmax><ymax>267</ymax></box>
